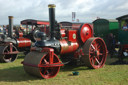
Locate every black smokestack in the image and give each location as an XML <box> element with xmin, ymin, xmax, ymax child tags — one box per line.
<box><xmin>8</xmin><ymin>16</ymin><xmax>13</xmax><ymax>38</ymax></box>
<box><xmin>48</xmin><ymin>4</ymin><xmax>56</xmax><ymax>40</ymax></box>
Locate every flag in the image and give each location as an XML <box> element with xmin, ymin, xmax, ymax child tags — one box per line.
<box><xmin>72</xmin><ymin>12</ymin><xmax>76</xmax><ymax>22</ymax></box>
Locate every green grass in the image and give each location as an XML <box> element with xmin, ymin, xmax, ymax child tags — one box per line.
<box><xmin>0</xmin><ymin>55</ymin><xmax>128</xmax><ymax>85</ymax></box>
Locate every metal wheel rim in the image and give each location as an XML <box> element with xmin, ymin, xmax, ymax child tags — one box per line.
<box><xmin>40</xmin><ymin>53</ymin><xmax>60</xmax><ymax>79</ymax></box>
<box><xmin>82</xmin><ymin>37</ymin><xmax>107</xmax><ymax>69</ymax></box>
<box><xmin>1</xmin><ymin>45</ymin><xmax>17</xmax><ymax>63</ymax></box>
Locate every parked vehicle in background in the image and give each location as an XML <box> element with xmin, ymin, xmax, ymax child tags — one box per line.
<box><xmin>116</xmin><ymin>14</ymin><xmax>128</xmax><ymax>61</ymax></box>
<box><xmin>0</xmin><ymin>17</ymin><xmax>50</xmax><ymax>63</ymax></box>
<box><xmin>93</xmin><ymin>19</ymin><xmax>119</xmax><ymax>57</ymax></box>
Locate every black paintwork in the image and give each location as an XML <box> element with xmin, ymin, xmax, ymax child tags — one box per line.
<box><xmin>34</xmin><ymin>6</ymin><xmax>61</xmax><ymax>54</ymax></box>
<box><xmin>8</xmin><ymin>16</ymin><xmax>13</xmax><ymax>38</ymax></box>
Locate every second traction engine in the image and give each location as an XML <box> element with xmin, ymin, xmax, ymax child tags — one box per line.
<box><xmin>0</xmin><ymin>16</ymin><xmax>31</xmax><ymax>63</ymax></box>
<box><xmin>22</xmin><ymin>4</ymin><xmax>107</xmax><ymax>79</ymax></box>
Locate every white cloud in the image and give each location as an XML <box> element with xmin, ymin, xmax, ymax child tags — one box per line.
<box><xmin>0</xmin><ymin>0</ymin><xmax>127</xmax><ymax>25</ymax></box>
<box><xmin>116</xmin><ymin>2</ymin><xmax>128</xmax><ymax>10</ymax></box>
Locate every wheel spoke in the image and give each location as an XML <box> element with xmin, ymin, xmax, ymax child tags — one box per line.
<box><xmin>91</xmin><ymin>44</ymin><xmax>96</xmax><ymax>51</ymax></box>
<box><xmin>43</xmin><ymin>68</ymin><xmax>47</xmax><ymax>74</ymax></box>
<box><xmin>9</xmin><ymin>43</ymin><xmax>13</xmax><ymax>52</ymax></box>
<box><xmin>5</xmin><ymin>48</ymin><xmax>9</xmax><ymax>53</ymax></box>
<box><xmin>100</xmin><ymin>57</ymin><xmax>104</xmax><ymax>64</ymax></box>
<box><xmin>90</xmin><ymin>47</ymin><xmax>95</xmax><ymax>53</ymax></box>
<box><xmin>97</xmin><ymin>44</ymin><xmax>101</xmax><ymax>49</ymax></box>
<box><xmin>96</xmin><ymin>55</ymin><xmax>99</xmax><ymax>60</ymax></box>
<box><xmin>91</xmin><ymin>57</ymin><xmax>96</xmax><ymax>65</ymax></box>
<box><xmin>95</xmin><ymin>42</ymin><xmax>98</xmax><ymax>50</ymax></box>
<box><xmin>44</xmin><ymin>68</ymin><xmax>49</xmax><ymax>75</ymax></box>
<box><xmin>91</xmin><ymin>59</ymin><xmax>94</xmax><ymax>64</ymax></box>
<box><xmin>44</xmin><ymin>59</ymin><xmax>49</xmax><ymax>64</ymax></box>
<box><xmin>90</xmin><ymin>55</ymin><xmax>94</xmax><ymax>60</ymax></box>
<box><xmin>46</xmin><ymin>70</ymin><xmax>49</xmax><ymax>75</ymax></box>
<box><xmin>99</xmin><ymin>53</ymin><xmax>103</xmax><ymax>55</ymax></box>
<box><xmin>90</xmin><ymin>51</ymin><xmax>94</xmax><ymax>54</ymax></box>
<box><xmin>95</xmin><ymin>57</ymin><xmax>100</xmax><ymax>65</ymax></box>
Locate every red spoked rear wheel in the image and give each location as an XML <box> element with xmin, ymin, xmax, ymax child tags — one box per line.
<box><xmin>82</xmin><ymin>37</ymin><xmax>107</xmax><ymax>69</ymax></box>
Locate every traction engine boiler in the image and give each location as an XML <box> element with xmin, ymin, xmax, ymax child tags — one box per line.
<box><xmin>22</xmin><ymin>4</ymin><xmax>107</xmax><ymax>79</ymax></box>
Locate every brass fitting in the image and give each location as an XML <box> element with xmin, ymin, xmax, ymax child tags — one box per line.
<box><xmin>8</xmin><ymin>16</ymin><xmax>13</xmax><ymax>19</ymax></box>
<box><xmin>48</xmin><ymin>4</ymin><xmax>56</xmax><ymax>8</ymax></box>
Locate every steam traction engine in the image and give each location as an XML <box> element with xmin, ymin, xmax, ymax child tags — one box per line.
<box><xmin>0</xmin><ymin>17</ymin><xmax>50</xmax><ymax>63</ymax></box>
<box><xmin>22</xmin><ymin>4</ymin><xmax>107</xmax><ymax>79</ymax></box>
<box><xmin>0</xmin><ymin>16</ymin><xmax>32</xmax><ymax>63</ymax></box>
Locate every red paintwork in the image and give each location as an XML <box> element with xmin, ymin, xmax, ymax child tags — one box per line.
<box><xmin>21</xmin><ymin>19</ymin><xmax>50</xmax><ymax>35</ymax></box>
<box><xmin>40</xmin><ymin>48</ymin><xmax>63</xmax><ymax>79</ymax></box>
<box><xmin>88</xmin><ymin>38</ymin><xmax>107</xmax><ymax>69</ymax></box>
<box><xmin>3</xmin><ymin>43</ymin><xmax>19</xmax><ymax>55</ymax></box>
<box><xmin>60</xmin><ymin>39</ymin><xmax>79</xmax><ymax>54</ymax></box>
<box><xmin>19</xmin><ymin>32</ymin><xmax>23</xmax><ymax>37</ymax></box>
<box><xmin>21</xmin><ymin>19</ymin><xmax>49</xmax><ymax>25</ymax></box>
<box><xmin>58</xmin><ymin>24</ymin><xmax>93</xmax><ymax>55</ymax></box>
<box><xmin>40</xmin><ymin>48</ymin><xmax>64</xmax><ymax>66</ymax></box>
<box><xmin>122</xmin><ymin>44</ymin><xmax>128</xmax><ymax>50</ymax></box>
<box><xmin>79</xmin><ymin>24</ymin><xmax>93</xmax><ymax>43</ymax></box>
<box><xmin>67</xmin><ymin>30</ymin><xmax>77</xmax><ymax>42</ymax></box>
<box><xmin>21</xmin><ymin>3</ymin><xmax>108</xmax><ymax>79</ymax></box>
<box><xmin>37</xmin><ymin>21</ymin><xmax>49</xmax><ymax>25</ymax></box>
<box><xmin>10</xmin><ymin>43</ymin><xmax>12</xmax><ymax>53</ymax></box>
<box><xmin>22</xmin><ymin>47</ymin><xmax>63</xmax><ymax>79</ymax></box>
<box><xmin>74</xmin><ymin>49</ymin><xmax>84</xmax><ymax>59</ymax></box>
<box><xmin>60</xmin><ymin>29</ymin><xmax>66</xmax><ymax>37</ymax></box>
<box><xmin>72</xmin><ymin>23</ymin><xmax>82</xmax><ymax>29</ymax></box>
<box><xmin>40</xmin><ymin>26</ymin><xmax>50</xmax><ymax>36</ymax></box>
<box><xmin>17</xmin><ymin>38</ymin><xmax>31</xmax><ymax>47</ymax></box>
<box><xmin>89</xmin><ymin>23</ymin><xmax>93</xmax><ymax>29</ymax></box>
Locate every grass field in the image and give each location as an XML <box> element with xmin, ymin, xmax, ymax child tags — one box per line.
<box><xmin>0</xmin><ymin>55</ymin><xmax>128</xmax><ymax>85</ymax></box>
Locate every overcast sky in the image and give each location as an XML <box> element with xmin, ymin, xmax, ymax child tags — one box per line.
<box><xmin>0</xmin><ymin>0</ymin><xmax>128</xmax><ymax>25</ymax></box>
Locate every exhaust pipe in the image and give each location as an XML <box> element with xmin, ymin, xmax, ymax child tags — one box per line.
<box><xmin>8</xmin><ymin>16</ymin><xmax>13</xmax><ymax>38</ymax></box>
<box><xmin>48</xmin><ymin>4</ymin><xmax>56</xmax><ymax>40</ymax></box>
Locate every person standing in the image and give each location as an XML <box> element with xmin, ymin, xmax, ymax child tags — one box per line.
<box><xmin>3</xmin><ymin>25</ymin><xmax>6</xmax><ymax>34</ymax></box>
<box><xmin>122</xmin><ymin>23</ymin><xmax>128</xmax><ymax>31</ymax></box>
<box><xmin>0</xmin><ymin>26</ymin><xmax>3</xmax><ymax>34</ymax></box>
<box><xmin>107</xmin><ymin>33</ymin><xmax>116</xmax><ymax>57</ymax></box>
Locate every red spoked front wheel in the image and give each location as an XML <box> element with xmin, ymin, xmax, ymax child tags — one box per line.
<box><xmin>82</xmin><ymin>37</ymin><xmax>107</xmax><ymax>69</ymax></box>
<box><xmin>23</xmin><ymin>48</ymin><xmax>63</xmax><ymax>79</ymax></box>
<box><xmin>39</xmin><ymin>52</ymin><xmax>61</xmax><ymax>79</ymax></box>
